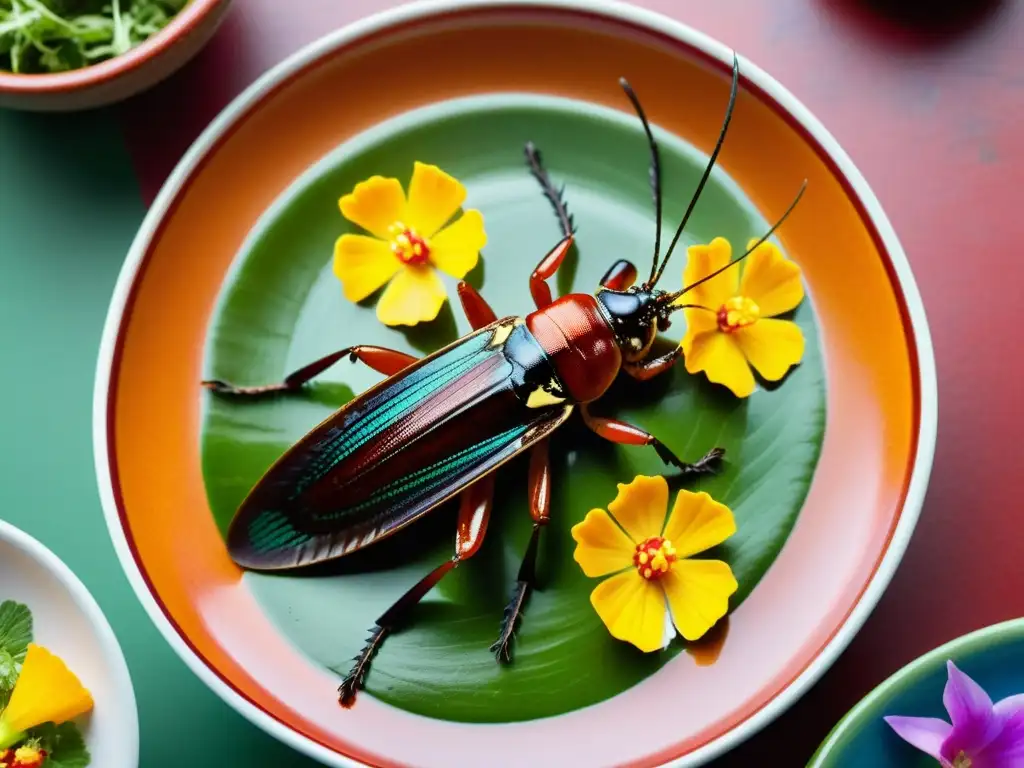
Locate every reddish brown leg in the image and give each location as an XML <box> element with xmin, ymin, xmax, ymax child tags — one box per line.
<box><xmin>202</xmin><ymin>345</ymin><xmax>418</xmax><ymax>397</ymax></box>
<box><xmin>623</xmin><ymin>347</ymin><xmax>682</xmax><ymax>381</ymax></box>
<box><xmin>580</xmin><ymin>404</ymin><xmax>724</xmax><ymax>475</ymax></box>
<box><xmin>457</xmin><ymin>281</ymin><xmax>498</xmax><ymax>329</ymax></box>
<box><xmin>600</xmin><ymin>259</ymin><xmax>638</xmax><ymax>291</ymax></box>
<box><xmin>491</xmin><ymin>439</ymin><xmax>551</xmax><ymax>663</ymax></box>
<box><xmin>529</xmin><ymin>236</ymin><xmax>575</xmax><ymax>310</ymax></box>
<box><xmin>339</xmin><ymin>474</ymin><xmax>495</xmax><ymax>708</ymax></box>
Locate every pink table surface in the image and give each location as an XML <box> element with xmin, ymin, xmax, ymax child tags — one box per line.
<box><xmin>115</xmin><ymin>0</ymin><xmax>1024</xmax><ymax>763</ymax></box>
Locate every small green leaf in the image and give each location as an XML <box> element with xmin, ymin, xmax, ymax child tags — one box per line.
<box><xmin>26</xmin><ymin>722</ymin><xmax>90</xmax><ymax>768</ymax></box>
<box><xmin>0</xmin><ymin>648</ymin><xmax>18</xmax><ymax>709</ymax></box>
<box><xmin>0</xmin><ymin>600</ymin><xmax>33</xmax><ymax>663</ymax></box>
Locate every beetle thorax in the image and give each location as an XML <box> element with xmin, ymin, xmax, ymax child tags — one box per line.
<box><xmin>524</xmin><ymin>295</ymin><xmax>622</xmax><ymax>403</ymax></box>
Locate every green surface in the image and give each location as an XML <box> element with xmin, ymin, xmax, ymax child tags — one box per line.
<box><xmin>0</xmin><ymin>108</ymin><xmax>318</xmax><ymax>766</ymax></box>
<box><xmin>200</xmin><ymin>96</ymin><xmax>827</xmax><ymax>722</ymax></box>
<box><xmin>808</xmin><ymin>620</ymin><xmax>1024</xmax><ymax>767</ymax></box>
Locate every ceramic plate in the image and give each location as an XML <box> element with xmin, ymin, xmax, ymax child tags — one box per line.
<box><xmin>93</xmin><ymin>1</ymin><xmax>936</xmax><ymax>765</ymax></box>
<box><xmin>810</xmin><ymin>619</ymin><xmax>1024</xmax><ymax>766</ymax></box>
<box><xmin>0</xmin><ymin>521</ymin><xmax>139</xmax><ymax>767</ymax></box>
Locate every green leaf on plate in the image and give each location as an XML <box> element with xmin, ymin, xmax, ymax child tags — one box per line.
<box><xmin>199</xmin><ymin>96</ymin><xmax>826</xmax><ymax>723</ymax></box>
<box><xmin>0</xmin><ymin>649</ymin><xmax>17</xmax><ymax>710</ymax></box>
<box><xmin>0</xmin><ymin>600</ymin><xmax>32</xmax><ymax>710</ymax></box>
<box><xmin>0</xmin><ymin>600</ymin><xmax>32</xmax><ymax>663</ymax></box>
<box><xmin>27</xmin><ymin>722</ymin><xmax>90</xmax><ymax>768</ymax></box>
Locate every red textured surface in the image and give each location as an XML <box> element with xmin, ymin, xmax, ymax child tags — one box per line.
<box><xmin>116</xmin><ymin>0</ymin><xmax>1024</xmax><ymax>763</ymax></box>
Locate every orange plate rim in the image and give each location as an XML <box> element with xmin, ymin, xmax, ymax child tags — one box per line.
<box><xmin>91</xmin><ymin>1</ymin><xmax>938</xmax><ymax>766</ymax></box>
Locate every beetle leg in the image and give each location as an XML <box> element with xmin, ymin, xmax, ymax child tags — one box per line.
<box><xmin>623</xmin><ymin>347</ymin><xmax>682</xmax><ymax>381</ymax></box>
<box><xmin>580</xmin><ymin>404</ymin><xmax>725</xmax><ymax>475</ymax></box>
<box><xmin>201</xmin><ymin>345</ymin><xmax>419</xmax><ymax>397</ymax></box>
<box><xmin>529</xmin><ymin>236</ymin><xmax>575</xmax><ymax>310</ymax></box>
<box><xmin>491</xmin><ymin>439</ymin><xmax>550</xmax><ymax>663</ymax></box>
<box><xmin>338</xmin><ymin>474</ymin><xmax>494</xmax><ymax>708</ymax></box>
<box><xmin>457</xmin><ymin>281</ymin><xmax>498</xmax><ymax>329</ymax></box>
<box><xmin>523</xmin><ymin>141</ymin><xmax>575</xmax><ymax>240</ymax></box>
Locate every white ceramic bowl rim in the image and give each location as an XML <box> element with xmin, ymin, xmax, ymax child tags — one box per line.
<box><xmin>0</xmin><ymin>520</ymin><xmax>139</xmax><ymax>766</ymax></box>
<box><xmin>92</xmin><ymin>1</ymin><xmax>938</xmax><ymax>766</ymax></box>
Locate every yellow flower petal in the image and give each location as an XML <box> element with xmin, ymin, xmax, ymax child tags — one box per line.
<box><xmin>684</xmin><ymin>330</ymin><xmax>756</xmax><ymax>397</ymax></box>
<box><xmin>662</xmin><ymin>559</ymin><xmax>738</xmax><ymax>641</ymax></box>
<box><xmin>338</xmin><ymin>176</ymin><xmax>406</xmax><ymax>240</ymax></box>
<box><xmin>1</xmin><ymin>644</ymin><xmax>93</xmax><ymax>736</ymax></box>
<box><xmin>571</xmin><ymin>508</ymin><xmax>636</xmax><ymax>577</ymax></box>
<box><xmin>333</xmin><ymin>234</ymin><xmax>402</xmax><ymax>302</ymax></box>
<box><xmin>678</xmin><ymin>237</ymin><xmax>737</xmax><ymax>312</ymax></box>
<box><xmin>739</xmin><ymin>240</ymin><xmax>804</xmax><ymax>318</ymax></box>
<box><xmin>680</xmin><ymin>307</ymin><xmax>719</xmax><ymax>358</ymax></box>
<box><xmin>405</xmin><ymin>162</ymin><xmax>466</xmax><ymax>238</ymax></box>
<box><xmin>606</xmin><ymin>475</ymin><xmax>669</xmax><ymax>544</ymax></box>
<box><xmin>590</xmin><ymin>570</ymin><xmax>669</xmax><ymax>652</ymax></box>
<box><xmin>663</xmin><ymin>489</ymin><xmax>737</xmax><ymax>559</ymax></box>
<box><xmin>375</xmin><ymin>265</ymin><xmax>446</xmax><ymax>326</ymax></box>
<box><xmin>734</xmin><ymin>318</ymin><xmax>805</xmax><ymax>381</ymax></box>
<box><xmin>429</xmin><ymin>210</ymin><xmax>486</xmax><ymax>279</ymax></box>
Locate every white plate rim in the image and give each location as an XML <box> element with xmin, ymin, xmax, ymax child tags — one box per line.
<box><xmin>0</xmin><ymin>519</ymin><xmax>139</xmax><ymax>768</ymax></box>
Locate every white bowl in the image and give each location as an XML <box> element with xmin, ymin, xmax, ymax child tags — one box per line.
<box><xmin>0</xmin><ymin>521</ymin><xmax>138</xmax><ymax>767</ymax></box>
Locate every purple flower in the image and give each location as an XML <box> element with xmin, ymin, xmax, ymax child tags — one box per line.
<box><xmin>885</xmin><ymin>661</ymin><xmax>1024</xmax><ymax>767</ymax></box>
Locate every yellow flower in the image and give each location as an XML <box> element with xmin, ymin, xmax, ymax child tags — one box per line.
<box><xmin>570</xmin><ymin>475</ymin><xmax>738</xmax><ymax>653</ymax></box>
<box><xmin>0</xmin><ymin>644</ymin><xmax>93</xmax><ymax>749</ymax></box>
<box><xmin>334</xmin><ymin>161</ymin><xmax>487</xmax><ymax>326</ymax></box>
<box><xmin>677</xmin><ymin>236</ymin><xmax>805</xmax><ymax>398</ymax></box>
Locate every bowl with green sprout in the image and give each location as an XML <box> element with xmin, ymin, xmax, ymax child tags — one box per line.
<box><xmin>0</xmin><ymin>0</ymin><xmax>230</xmax><ymax>111</ymax></box>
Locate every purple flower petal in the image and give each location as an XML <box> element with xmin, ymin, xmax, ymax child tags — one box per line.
<box><xmin>974</xmin><ymin>696</ymin><xmax>1024</xmax><ymax>765</ymax></box>
<box><xmin>995</xmin><ymin>695</ymin><xmax>1024</xmax><ymax>720</ymax></box>
<box><xmin>944</xmin><ymin>661</ymin><xmax>996</xmax><ymax>723</ymax></box>
<box><xmin>941</xmin><ymin>661</ymin><xmax>1002</xmax><ymax>757</ymax></box>
<box><xmin>885</xmin><ymin>715</ymin><xmax>952</xmax><ymax>758</ymax></box>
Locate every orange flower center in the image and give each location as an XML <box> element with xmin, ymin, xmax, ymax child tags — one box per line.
<box><xmin>633</xmin><ymin>537</ymin><xmax>677</xmax><ymax>580</ymax></box>
<box><xmin>388</xmin><ymin>222</ymin><xmax>431</xmax><ymax>265</ymax></box>
<box><xmin>717</xmin><ymin>295</ymin><xmax>760</xmax><ymax>333</ymax></box>
<box><xmin>11</xmin><ymin>746</ymin><xmax>47</xmax><ymax>768</ymax></box>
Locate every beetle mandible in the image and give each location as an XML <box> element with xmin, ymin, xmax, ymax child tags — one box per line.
<box><xmin>202</xmin><ymin>53</ymin><xmax>807</xmax><ymax>707</ymax></box>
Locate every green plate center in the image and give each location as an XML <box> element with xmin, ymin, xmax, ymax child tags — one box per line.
<box><xmin>199</xmin><ymin>95</ymin><xmax>826</xmax><ymax>724</ymax></box>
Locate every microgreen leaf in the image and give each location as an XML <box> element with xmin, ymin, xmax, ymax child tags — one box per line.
<box><xmin>26</xmin><ymin>722</ymin><xmax>90</xmax><ymax>768</ymax></box>
<box><xmin>0</xmin><ymin>0</ymin><xmax>187</xmax><ymax>74</ymax></box>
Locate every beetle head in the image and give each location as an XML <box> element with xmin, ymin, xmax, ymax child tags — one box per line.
<box><xmin>596</xmin><ymin>286</ymin><xmax>668</xmax><ymax>362</ymax></box>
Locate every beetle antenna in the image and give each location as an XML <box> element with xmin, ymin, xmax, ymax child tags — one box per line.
<box><xmin>663</xmin><ymin>180</ymin><xmax>807</xmax><ymax>308</ymax></box>
<box><xmin>619</xmin><ymin>77</ymin><xmax>663</xmax><ymax>285</ymax></box>
<box><xmin>648</xmin><ymin>52</ymin><xmax>740</xmax><ymax>289</ymax></box>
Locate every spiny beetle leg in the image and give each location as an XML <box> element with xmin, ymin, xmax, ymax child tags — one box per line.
<box><xmin>523</xmin><ymin>141</ymin><xmax>576</xmax><ymax>240</ymax></box>
<box><xmin>338</xmin><ymin>475</ymin><xmax>494</xmax><ymax>708</ymax></box>
<box><xmin>338</xmin><ymin>559</ymin><xmax>457</xmax><ymax>708</ymax></box>
<box><xmin>623</xmin><ymin>347</ymin><xmax>682</xmax><ymax>382</ymax></box>
<box><xmin>491</xmin><ymin>439</ymin><xmax>550</xmax><ymax>663</ymax></box>
<box><xmin>580</xmin><ymin>404</ymin><xmax>725</xmax><ymax>477</ymax></box>
<box><xmin>201</xmin><ymin>345</ymin><xmax>419</xmax><ymax>397</ymax></box>
<box><xmin>655</xmin><ymin>445</ymin><xmax>725</xmax><ymax>476</ymax></box>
